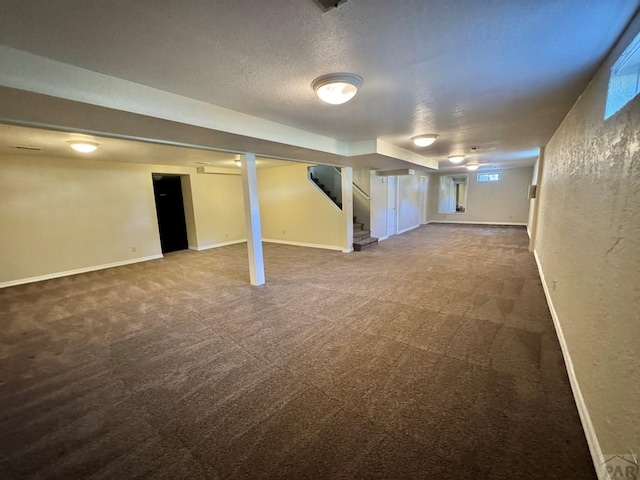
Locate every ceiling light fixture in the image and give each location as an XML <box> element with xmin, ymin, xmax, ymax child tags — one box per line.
<box><xmin>412</xmin><ymin>134</ymin><xmax>438</xmax><ymax>147</ymax></box>
<box><xmin>466</xmin><ymin>163</ymin><xmax>480</xmax><ymax>171</ymax></box>
<box><xmin>68</xmin><ymin>141</ymin><xmax>98</xmax><ymax>153</ymax></box>
<box><xmin>448</xmin><ymin>155</ymin><xmax>465</xmax><ymax>164</ymax></box>
<box><xmin>312</xmin><ymin>73</ymin><xmax>363</xmax><ymax>105</ymax></box>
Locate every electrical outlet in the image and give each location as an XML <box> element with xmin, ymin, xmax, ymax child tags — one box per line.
<box><xmin>282</xmin><ymin>230</ymin><xmax>285</xmax><ymax>235</ymax></box>
<box><xmin>131</xmin><ymin>247</ymin><xmax>137</xmax><ymax>253</ymax></box>
<box><xmin>552</xmin><ymin>280</ymin><xmax>557</xmax><ymax>291</ymax></box>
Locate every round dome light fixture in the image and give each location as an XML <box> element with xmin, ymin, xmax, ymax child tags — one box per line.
<box><xmin>68</xmin><ymin>141</ymin><xmax>98</xmax><ymax>153</ymax></box>
<box><xmin>448</xmin><ymin>155</ymin><xmax>465</xmax><ymax>164</ymax></box>
<box><xmin>412</xmin><ymin>134</ymin><xmax>438</xmax><ymax>147</ymax></box>
<box><xmin>466</xmin><ymin>163</ymin><xmax>480</xmax><ymax>171</ymax></box>
<box><xmin>312</xmin><ymin>73</ymin><xmax>363</xmax><ymax>105</ymax></box>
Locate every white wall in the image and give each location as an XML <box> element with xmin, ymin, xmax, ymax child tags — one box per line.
<box><xmin>370</xmin><ymin>172</ymin><xmax>388</xmax><ymax>240</ymax></box>
<box><xmin>428</xmin><ymin>166</ymin><xmax>533</xmax><ymax>224</ymax></box>
<box><xmin>397</xmin><ymin>174</ymin><xmax>420</xmax><ymax>233</ymax></box>
<box><xmin>533</xmin><ymin>12</ymin><xmax>640</xmax><ymax>464</ymax></box>
<box><xmin>0</xmin><ymin>154</ymin><xmax>246</xmax><ymax>286</ymax></box>
<box><xmin>258</xmin><ymin>163</ymin><xmax>344</xmax><ymax>250</ymax></box>
<box><xmin>370</xmin><ymin>172</ymin><xmax>425</xmax><ymax>239</ymax></box>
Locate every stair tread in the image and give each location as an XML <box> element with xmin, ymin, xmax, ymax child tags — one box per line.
<box><xmin>353</xmin><ymin>237</ymin><xmax>378</xmax><ymax>251</ymax></box>
<box><xmin>353</xmin><ymin>236</ymin><xmax>378</xmax><ymax>246</ymax></box>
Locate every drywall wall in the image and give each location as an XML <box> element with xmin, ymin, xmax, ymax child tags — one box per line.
<box><xmin>189</xmin><ymin>172</ymin><xmax>246</xmax><ymax>249</ymax></box>
<box><xmin>258</xmin><ymin>163</ymin><xmax>344</xmax><ymax>250</ymax></box>
<box><xmin>534</xmin><ymin>14</ymin><xmax>640</xmax><ymax>462</ymax></box>
<box><xmin>397</xmin><ymin>174</ymin><xmax>420</xmax><ymax>232</ymax></box>
<box><xmin>527</xmin><ymin>157</ymin><xmax>540</xmax><ymax>237</ymax></box>
<box><xmin>370</xmin><ymin>172</ymin><xmax>388</xmax><ymax>239</ymax></box>
<box><xmin>370</xmin><ymin>172</ymin><xmax>426</xmax><ymax>239</ymax></box>
<box><xmin>428</xmin><ymin>166</ymin><xmax>533</xmax><ymax>224</ymax></box>
<box><xmin>0</xmin><ymin>154</ymin><xmax>245</xmax><ymax>285</ymax></box>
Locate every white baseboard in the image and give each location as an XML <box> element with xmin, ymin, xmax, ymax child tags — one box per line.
<box><xmin>262</xmin><ymin>238</ymin><xmax>343</xmax><ymax>251</ymax></box>
<box><xmin>0</xmin><ymin>254</ymin><xmax>164</xmax><ymax>289</ymax></box>
<box><xmin>342</xmin><ymin>247</ymin><xmax>354</xmax><ymax>253</ymax></box>
<box><xmin>533</xmin><ymin>250</ymin><xmax>604</xmax><ymax>479</ymax></box>
<box><xmin>397</xmin><ymin>224</ymin><xmax>420</xmax><ymax>234</ymax></box>
<box><xmin>192</xmin><ymin>239</ymin><xmax>247</xmax><ymax>251</ymax></box>
<box><xmin>430</xmin><ymin>220</ymin><xmax>527</xmax><ymax>226</ymax></box>
<box><xmin>378</xmin><ymin>235</ymin><xmax>389</xmax><ymax>242</ymax></box>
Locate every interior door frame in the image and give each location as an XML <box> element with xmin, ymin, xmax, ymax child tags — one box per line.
<box><xmin>387</xmin><ymin>176</ymin><xmax>398</xmax><ymax>237</ymax></box>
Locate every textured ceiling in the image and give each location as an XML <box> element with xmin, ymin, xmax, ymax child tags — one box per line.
<box><xmin>0</xmin><ymin>124</ymin><xmax>297</xmax><ymax>170</ymax></box>
<box><xmin>0</xmin><ymin>0</ymin><xmax>638</xmax><ymax>169</ymax></box>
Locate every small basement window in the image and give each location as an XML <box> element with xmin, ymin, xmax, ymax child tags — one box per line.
<box><xmin>477</xmin><ymin>172</ymin><xmax>501</xmax><ymax>182</ymax></box>
<box><xmin>605</xmin><ymin>31</ymin><xmax>640</xmax><ymax>119</ymax></box>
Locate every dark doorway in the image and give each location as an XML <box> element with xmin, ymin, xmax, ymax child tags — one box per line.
<box><xmin>152</xmin><ymin>175</ymin><xmax>189</xmax><ymax>253</ymax></box>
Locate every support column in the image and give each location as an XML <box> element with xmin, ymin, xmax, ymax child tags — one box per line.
<box><xmin>240</xmin><ymin>153</ymin><xmax>265</xmax><ymax>285</ymax></box>
<box><xmin>341</xmin><ymin>166</ymin><xmax>354</xmax><ymax>253</ymax></box>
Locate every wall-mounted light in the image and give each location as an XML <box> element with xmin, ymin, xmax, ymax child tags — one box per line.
<box><xmin>412</xmin><ymin>134</ymin><xmax>438</xmax><ymax>147</ymax></box>
<box><xmin>466</xmin><ymin>163</ymin><xmax>480</xmax><ymax>171</ymax></box>
<box><xmin>312</xmin><ymin>73</ymin><xmax>363</xmax><ymax>105</ymax></box>
<box><xmin>448</xmin><ymin>155</ymin><xmax>465</xmax><ymax>164</ymax></box>
<box><xmin>234</xmin><ymin>160</ymin><xmax>242</xmax><ymax>167</ymax></box>
<box><xmin>68</xmin><ymin>141</ymin><xmax>98</xmax><ymax>153</ymax></box>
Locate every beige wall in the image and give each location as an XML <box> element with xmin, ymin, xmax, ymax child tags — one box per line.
<box><xmin>258</xmin><ymin>163</ymin><xmax>344</xmax><ymax>249</ymax></box>
<box><xmin>0</xmin><ymin>154</ymin><xmax>245</xmax><ymax>285</ymax></box>
<box><xmin>429</xmin><ymin>166</ymin><xmax>533</xmax><ymax>224</ymax></box>
<box><xmin>189</xmin><ymin>172</ymin><xmax>246</xmax><ymax>249</ymax></box>
<box><xmin>533</xmin><ymin>13</ymin><xmax>640</xmax><ymax>460</ymax></box>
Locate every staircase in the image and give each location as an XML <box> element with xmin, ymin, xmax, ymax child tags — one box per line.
<box><xmin>353</xmin><ymin>217</ymin><xmax>378</xmax><ymax>251</ymax></box>
<box><xmin>310</xmin><ymin>173</ymin><xmax>342</xmax><ymax>209</ymax></box>
<box><xmin>310</xmin><ymin>169</ymin><xmax>377</xmax><ymax>251</ymax></box>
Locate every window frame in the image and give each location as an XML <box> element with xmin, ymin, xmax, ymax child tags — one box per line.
<box><xmin>477</xmin><ymin>172</ymin><xmax>501</xmax><ymax>183</ymax></box>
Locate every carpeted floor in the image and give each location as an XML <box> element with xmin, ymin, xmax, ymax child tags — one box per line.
<box><xmin>0</xmin><ymin>224</ymin><xmax>596</xmax><ymax>479</ymax></box>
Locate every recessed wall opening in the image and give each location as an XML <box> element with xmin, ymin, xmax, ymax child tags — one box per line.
<box><xmin>605</xmin><ymin>30</ymin><xmax>640</xmax><ymax>119</ymax></box>
<box><xmin>152</xmin><ymin>174</ymin><xmax>190</xmax><ymax>253</ymax></box>
<box><xmin>438</xmin><ymin>174</ymin><xmax>468</xmax><ymax>214</ymax></box>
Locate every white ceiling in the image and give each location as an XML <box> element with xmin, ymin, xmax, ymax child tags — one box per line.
<box><xmin>0</xmin><ymin>0</ymin><xmax>638</xmax><ymax>170</ymax></box>
<box><xmin>0</xmin><ymin>124</ymin><xmax>297</xmax><ymax>170</ymax></box>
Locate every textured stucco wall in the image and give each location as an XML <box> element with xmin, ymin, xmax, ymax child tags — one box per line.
<box><xmin>535</xmin><ymin>15</ymin><xmax>640</xmax><ymax>457</ymax></box>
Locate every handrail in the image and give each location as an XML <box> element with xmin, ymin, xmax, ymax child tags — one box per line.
<box><xmin>332</xmin><ymin>167</ymin><xmax>370</xmax><ymax>200</ymax></box>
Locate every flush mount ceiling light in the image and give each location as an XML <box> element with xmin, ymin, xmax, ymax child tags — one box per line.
<box><xmin>448</xmin><ymin>155</ymin><xmax>465</xmax><ymax>164</ymax></box>
<box><xmin>312</xmin><ymin>73</ymin><xmax>363</xmax><ymax>105</ymax></box>
<box><xmin>466</xmin><ymin>163</ymin><xmax>480</xmax><ymax>171</ymax></box>
<box><xmin>412</xmin><ymin>134</ymin><xmax>438</xmax><ymax>147</ymax></box>
<box><xmin>68</xmin><ymin>141</ymin><xmax>98</xmax><ymax>153</ymax></box>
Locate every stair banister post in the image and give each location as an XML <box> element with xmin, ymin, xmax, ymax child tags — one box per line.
<box><xmin>341</xmin><ymin>166</ymin><xmax>354</xmax><ymax>253</ymax></box>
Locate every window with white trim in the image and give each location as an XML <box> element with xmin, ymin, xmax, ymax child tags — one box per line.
<box><xmin>605</xmin><ymin>31</ymin><xmax>640</xmax><ymax>120</ymax></box>
<box><xmin>477</xmin><ymin>172</ymin><xmax>501</xmax><ymax>182</ymax></box>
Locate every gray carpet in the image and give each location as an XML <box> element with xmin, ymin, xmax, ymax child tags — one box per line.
<box><xmin>0</xmin><ymin>224</ymin><xmax>596</xmax><ymax>479</ymax></box>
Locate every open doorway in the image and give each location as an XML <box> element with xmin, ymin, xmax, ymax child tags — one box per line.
<box><xmin>152</xmin><ymin>174</ymin><xmax>189</xmax><ymax>253</ymax></box>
